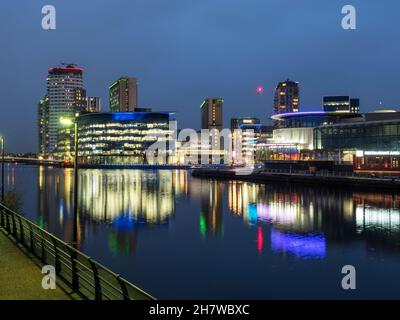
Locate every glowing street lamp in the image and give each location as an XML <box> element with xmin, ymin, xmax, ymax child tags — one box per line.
<box><xmin>60</xmin><ymin>114</ymin><xmax>79</xmax><ymax>249</ymax></box>
<box><xmin>0</xmin><ymin>135</ymin><xmax>4</xmax><ymax>203</ymax></box>
<box><xmin>59</xmin><ymin>114</ymin><xmax>80</xmax><ymax>291</ymax></box>
<box><xmin>60</xmin><ymin>118</ymin><xmax>74</xmax><ymax>126</ymax></box>
<box><xmin>0</xmin><ymin>135</ymin><xmax>4</xmax><ymax>227</ymax></box>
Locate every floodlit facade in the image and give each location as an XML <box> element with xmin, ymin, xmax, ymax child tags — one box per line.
<box><xmin>46</xmin><ymin>65</ymin><xmax>84</xmax><ymax>155</ymax></box>
<box><xmin>258</xmin><ymin>111</ymin><xmax>363</xmax><ymax>161</ymax></box>
<box><xmin>57</xmin><ymin>112</ymin><xmax>175</xmax><ymax>164</ymax></box>
<box><xmin>273</xmin><ymin>79</ymin><xmax>299</xmax><ymax>116</ymax></box>
<box><xmin>230</xmin><ymin>117</ymin><xmax>261</xmax><ymax>163</ymax></box>
<box><xmin>176</xmin><ymin>131</ymin><xmax>227</xmax><ymax>165</ymax></box>
<box><xmin>201</xmin><ymin>98</ymin><xmax>223</xmax><ymax>131</ymax></box>
<box><xmin>38</xmin><ymin>96</ymin><xmax>50</xmax><ymax>156</ymax></box>
<box><xmin>87</xmin><ymin>97</ymin><xmax>101</xmax><ymax>112</ymax></box>
<box><xmin>323</xmin><ymin>96</ymin><xmax>360</xmax><ymax>113</ymax></box>
<box><xmin>109</xmin><ymin>77</ymin><xmax>138</xmax><ymax>112</ymax></box>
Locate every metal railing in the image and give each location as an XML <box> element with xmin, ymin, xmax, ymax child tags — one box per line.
<box><xmin>0</xmin><ymin>203</ymin><xmax>155</xmax><ymax>300</ymax></box>
<box><xmin>259</xmin><ymin>168</ymin><xmax>400</xmax><ymax>180</ymax></box>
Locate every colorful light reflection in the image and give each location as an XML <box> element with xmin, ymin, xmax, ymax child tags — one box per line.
<box><xmin>271</xmin><ymin>229</ymin><xmax>326</xmax><ymax>260</ymax></box>
<box><xmin>257</xmin><ymin>227</ymin><xmax>264</xmax><ymax>255</ymax></box>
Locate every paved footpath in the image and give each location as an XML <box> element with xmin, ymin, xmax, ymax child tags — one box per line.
<box><xmin>0</xmin><ymin>230</ymin><xmax>72</xmax><ymax>300</ymax></box>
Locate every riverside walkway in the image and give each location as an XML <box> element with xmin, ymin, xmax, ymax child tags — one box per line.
<box><xmin>192</xmin><ymin>168</ymin><xmax>400</xmax><ymax>191</ymax></box>
<box><xmin>0</xmin><ymin>230</ymin><xmax>72</xmax><ymax>300</ymax></box>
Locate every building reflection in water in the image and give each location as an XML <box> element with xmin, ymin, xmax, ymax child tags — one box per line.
<box><xmin>38</xmin><ymin>168</ymin><xmax>189</xmax><ymax>254</ymax></box>
<box><xmin>37</xmin><ymin>167</ymin><xmax>400</xmax><ymax>259</ymax></box>
<box><xmin>227</xmin><ymin>180</ymin><xmax>400</xmax><ymax>258</ymax></box>
<box><xmin>198</xmin><ymin>180</ymin><xmax>224</xmax><ymax>238</ymax></box>
<box><xmin>270</xmin><ymin>229</ymin><xmax>326</xmax><ymax>259</ymax></box>
<box><xmin>354</xmin><ymin>193</ymin><xmax>400</xmax><ymax>250</ymax></box>
<box><xmin>79</xmin><ymin>169</ymin><xmax>174</xmax><ymax>224</ymax></box>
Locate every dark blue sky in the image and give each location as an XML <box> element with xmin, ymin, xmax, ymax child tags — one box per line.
<box><xmin>0</xmin><ymin>0</ymin><xmax>399</xmax><ymax>152</ymax></box>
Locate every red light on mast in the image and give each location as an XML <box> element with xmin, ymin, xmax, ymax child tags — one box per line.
<box><xmin>256</xmin><ymin>85</ymin><xmax>264</xmax><ymax>95</ymax></box>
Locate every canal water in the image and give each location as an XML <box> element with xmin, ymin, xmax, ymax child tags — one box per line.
<box><xmin>4</xmin><ymin>164</ymin><xmax>400</xmax><ymax>299</ymax></box>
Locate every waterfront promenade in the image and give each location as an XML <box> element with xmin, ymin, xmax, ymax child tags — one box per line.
<box><xmin>192</xmin><ymin>168</ymin><xmax>400</xmax><ymax>190</ymax></box>
<box><xmin>0</xmin><ymin>230</ymin><xmax>72</xmax><ymax>300</ymax></box>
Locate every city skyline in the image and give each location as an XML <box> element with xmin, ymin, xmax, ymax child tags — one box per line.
<box><xmin>1</xmin><ymin>0</ymin><xmax>400</xmax><ymax>153</ymax></box>
<box><xmin>2</xmin><ymin>1</ymin><xmax>400</xmax><ymax>304</ymax></box>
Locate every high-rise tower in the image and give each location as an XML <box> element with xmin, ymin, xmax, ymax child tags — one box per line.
<box><xmin>45</xmin><ymin>64</ymin><xmax>84</xmax><ymax>155</ymax></box>
<box><xmin>273</xmin><ymin>79</ymin><xmax>299</xmax><ymax>115</ymax></box>
<box><xmin>109</xmin><ymin>77</ymin><xmax>138</xmax><ymax>112</ymax></box>
<box><xmin>200</xmin><ymin>98</ymin><xmax>223</xmax><ymax>131</ymax></box>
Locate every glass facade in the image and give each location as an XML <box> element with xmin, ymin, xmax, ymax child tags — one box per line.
<box><xmin>314</xmin><ymin>120</ymin><xmax>400</xmax><ymax>151</ymax></box>
<box><xmin>58</xmin><ymin>112</ymin><xmax>174</xmax><ymax>164</ymax></box>
<box><xmin>323</xmin><ymin>96</ymin><xmax>360</xmax><ymax>113</ymax></box>
<box><xmin>271</xmin><ymin>112</ymin><xmax>362</xmax><ymax>129</ymax></box>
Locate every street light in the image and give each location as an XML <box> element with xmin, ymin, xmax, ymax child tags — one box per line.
<box><xmin>0</xmin><ymin>136</ymin><xmax>4</xmax><ymax>201</ymax></box>
<box><xmin>60</xmin><ymin>114</ymin><xmax>80</xmax><ymax>291</ymax></box>
<box><xmin>0</xmin><ymin>135</ymin><xmax>4</xmax><ymax>228</ymax></box>
<box><xmin>60</xmin><ymin>114</ymin><xmax>79</xmax><ymax>248</ymax></box>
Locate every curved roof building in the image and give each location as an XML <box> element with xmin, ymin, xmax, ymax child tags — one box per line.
<box><xmin>270</xmin><ymin>111</ymin><xmax>363</xmax><ymax>128</ymax></box>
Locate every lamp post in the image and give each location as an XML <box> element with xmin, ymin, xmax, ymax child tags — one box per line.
<box><xmin>60</xmin><ymin>114</ymin><xmax>80</xmax><ymax>292</ymax></box>
<box><xmin>60</xmin><ymin>114</ymin><xmax>79</xmax><ymax>247</ymax></box>
<box><xmin>0</xmin><ymin>135</ymin><xmax>4</xmax><ymax>228</ymax></box>
<box><xmin>1</xmin><ymin>136</ymin><xmax>4</xmax><ymax>204</ymax></box>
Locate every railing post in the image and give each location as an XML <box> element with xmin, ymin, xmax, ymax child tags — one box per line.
<box><xmin>11</xmin><ymin>211</ymin><xmax>17</xmax><ymax>238</ymax></box>
<box><xmin>0</xmin><ymin>205</ymin><xmax>4</xmax><ymax>228</ymax></box>
<box><xmin>40</xmin><ymin>230</ymin><xmax>45</xmax><ymax>263</ymax></box>
<box><xmin>69</xmin><ymin>247</ymin><xmax>79</xmax><ymax>292</ymax></box>
<box><xmin>18</xmin><ymin>216</ymin><xmax>25</xmax><ymax>247</ymax></box>
<box><xmin>29</xmin><ymin>223</ymin><xmax>34</xmax><ymax>254</ymax></box>
<box><xmin>117</xmin><ymin>276</ymin><xmax>130</xmax><ymax>300</ymax></box>
<box><xmin>88</xmin><ymin>258</ymin><xmax>102</xmax><ymax>300</ymax></box>
<box><xmin>6</xmin><ymin>208</ymin><xmax>10</xmax><ymax>233</ymax></box>
<box><xmin>51</xmin><ymin>238</ymin><xmax>61</xmax><ymax>275</ymax></box>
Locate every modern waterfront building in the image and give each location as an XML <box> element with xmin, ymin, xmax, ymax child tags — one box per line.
<box><xmin>323</xmin><ymin>96</ymin><xmax>360</xmax><ymax>113</ymax></box>
<box><xmin>258</xmin><ymin>111</ymin><xmax>363</xmax><ymax>161</ymax></box>
<box><xmin>45</xmin><ymin>65</ymin><xmax>84</xmax><ymax>155</ymax></box>
<box><xmin>230</xmin><ymin>117</ymin><xmax>261</xmax><ymax>163</ymax></box>
<box><xmin>201</xmin><ymin>98</ymin><xmax>223</xmax><ymax>131</ymax></box>
<box><xmin>86</xmin><ymin>97</ymin><xmax>101</xmax><ymax>113</ymax></box>
<box><xmin>230</xmin><ymin>117</ymin><xmax>260</xmax><ymax>130</ymax></box>
<box><xmin>314</xmin><ymin>111</ymin><xmax>400</xmax><ymax>169</ymax></box>
<box><xmin>74</xmin><ymin>112</ymin><xmax>174</xmax><ymax>165</ymax></box>
<box><xmin>270</xmin><ymin>111</ymin><xmax>363</xmax><ymax>128</ymax></box>
<box><xmin>74</xmin><ymin>88</ymin><xmax>87</xmax><ymax>112</ymax></box>
<box><xmin>273</xmin><ymin>79</ymin><xmax>299</xmax><ymax>115</ymax></box>
<box><xmin>175</xmin><ymin>131</ymin><xmax>227</xmax><ymax>165</ymax></box>
<box><xmin>263</xmin><ymin>107</ymin><xmax>400</xmax><ymax>169</ymax></box>
<box><xmin>109</xmin><ymin>77</ymin><xmax>138</xmax><ymax>112</ymax></box>
<box><xmin>38</xmin><ymin>96</ymin><xmax>50</xmax><ymax>157</ymax></box>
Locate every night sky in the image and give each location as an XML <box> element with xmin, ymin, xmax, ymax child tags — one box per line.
<box><xmin>0</xmin><ymin>0</ymin><xmax>399</xmax><ymax>152</ymax></box>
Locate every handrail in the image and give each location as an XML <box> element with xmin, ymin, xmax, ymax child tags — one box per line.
<box><xmin>0</xmin><ymin>203</ymin><xmax>155</xmax><ymax>300</ymax></box>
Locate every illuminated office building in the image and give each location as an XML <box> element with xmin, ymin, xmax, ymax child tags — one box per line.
<box><xmin>76</xmin><ymin>112</ymin><xmax>174</xmax><ymax>165</ymax></box>
<box><xmin>45</xmin><ymin>65</ymin><xmax>84</xmax><ymax>155</ymax></box>
<box><xmin>86</xmin><ymin>97</ymin><xmax>101</xmax><ymax>112</ymax></box>
<box><xmin>273</xmin><ymin>79</ymin><xmax>299</xmax><ymax>115</ymax></box>
<box><xmin>109</xmin><ymin>77</ymin><xmax>138</xmax><ymax>112</ymax></box>
<box><xmin>74</xmin><ymin>88</ymin><xmax>87</xmax><ymax>112</ymax></box>
<box><xmin>38</xmin><ymin>96</ymin><xmax>50</xmax><ymax>157</ymax></box>
<box><xmin>201</xmin><ymin>97</ymin><xmax>223</xmax><ymax>131</ymax></box>
<box><xmin>323</xmin><ymin>96</ymin><xmax>360</xmax><ymax>113</ymax></box>
<box><xmin>230</xmin><ymin>117</ymin><xmax>261</xmax><ymax>163</ymax></box>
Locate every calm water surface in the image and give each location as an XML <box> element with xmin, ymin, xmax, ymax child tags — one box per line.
<box><xmin>4</xmin><ymin>164</ymin><xmax>400</xmax><ymax>299</ymax></box>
